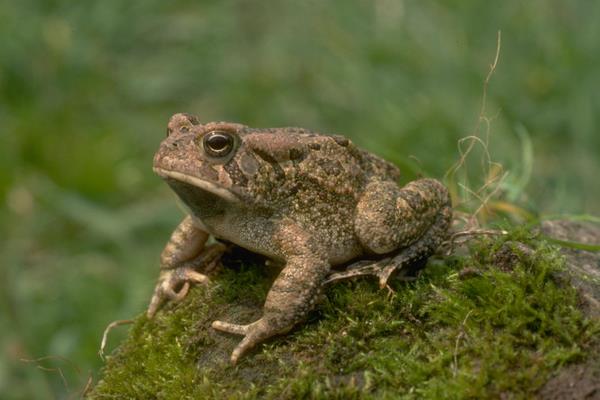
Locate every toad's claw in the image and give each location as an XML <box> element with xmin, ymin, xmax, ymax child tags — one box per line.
<box><xmin>212</xmin><ymin>318</ymin><xmax>279</xmax><ymax>365</ymax></box>
<box><xmin>147</xmin><ymin>266</ymin><xmax>209</xmax><ymax>318</ymax></box>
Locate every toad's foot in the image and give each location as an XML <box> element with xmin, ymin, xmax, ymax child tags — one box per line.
<box><xmin>212</xmin><ymin>317</ymin><xmax>287</xmax><ymax>365</ymax></box>
<box><xmin>147</xmin><ymin>243</ymin><xmax>225</xmax><ymax>318</ymax></box>
<box><xmin>324</xmin><ymin>256</ymin><xmax>415</xmax><ymax>288</ymax></box>
<box><xmin>147</xmin><ymin>266</ymin><xmax>208</xmax><ymax>318</ymax></box>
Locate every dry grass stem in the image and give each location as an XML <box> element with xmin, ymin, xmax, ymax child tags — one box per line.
<box><xmin>445</xmin><ymin>30</ymin><xmax>507</xmax><ymax>230</ymax></box>
<box><xmin>20</xmin><ymin>355</ymin><xmax>89</xmax><ymax>394</ymax></box>
<box><xmin>442</xmin><ymin>228</ymin><xmax>509</xmax><ymax>255</ymax></box>
<box><xmin>452</xmin><ymin>310</ymin><xmax>474</xmax><ymax>377</ymax></box>
<box><xmin>99</xmin><ymin>319</ymin><xmax>134</xmax><ymax>361</ymax></box>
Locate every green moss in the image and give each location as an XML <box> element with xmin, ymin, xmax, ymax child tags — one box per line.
<box><xmin>89</xmin><ymin>233</ymin><xmax>598</xmax><ymax>399</ymax></box>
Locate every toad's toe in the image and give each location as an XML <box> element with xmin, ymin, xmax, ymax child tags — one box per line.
<box><xmin>211</xmin><ymin>320</ymin><xmax>249</xmax><ymax>335</ymax></box>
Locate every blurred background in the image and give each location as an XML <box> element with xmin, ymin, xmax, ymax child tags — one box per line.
<box><xmin>1</xmin><ymin>1</ymin><xmax>599</xmax><ymax>398</ymax></box>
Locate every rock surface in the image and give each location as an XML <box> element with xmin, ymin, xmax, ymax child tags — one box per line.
<box><xmin>538</xmin><ymin>220</ymin><xmax>600</xmax><ymax>400</ymax></box>
<box><xmin>88</xmin><ymin>221</ymin><xmax>600</xmax><ymax>399</ymax></box>
<box><xmin>541</xmin><ymin>220</ymin><xmax>600</xmax><ymax>318</ymax></box>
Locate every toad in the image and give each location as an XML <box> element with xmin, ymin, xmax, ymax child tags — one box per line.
<box><xmin>147</xmin><ymin>113</ymin><xmax>452</xmax><ymax>364</ymax></box>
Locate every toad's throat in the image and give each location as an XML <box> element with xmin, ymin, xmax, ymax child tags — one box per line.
<box><xmin>153</xmin><ymin>167</ymin><xmax>240</xmax><ymax>203</ymax></box>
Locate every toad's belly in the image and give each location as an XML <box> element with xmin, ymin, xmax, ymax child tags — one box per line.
<box><xmin>192</xmin><ymin>210</ymin><xmax>363</xmax><ymax>265</ymax></box>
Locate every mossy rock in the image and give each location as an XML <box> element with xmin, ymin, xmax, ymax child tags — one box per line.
<box><xmin>88</xmin><ymin>224</ymin><xmax>600</xmax><ymax>399</ymax></box>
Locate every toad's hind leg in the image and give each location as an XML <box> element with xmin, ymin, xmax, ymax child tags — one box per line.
<box><xmin>339</xmin><ymin>178</ymin><xmax>452</xmax><ymax>287</ymax></box>
<box><xmin>325</xmin><ymin>209</ymin><xmax>450</xmax><ymax>287</ymax></box>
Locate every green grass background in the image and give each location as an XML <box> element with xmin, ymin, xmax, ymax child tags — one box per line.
<box><xmin>1</xmin><ymin>1</ymin><xmax>599</xmax><ymax>398</ymax></box>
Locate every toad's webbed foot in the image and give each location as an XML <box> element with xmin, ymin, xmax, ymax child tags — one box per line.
<box><xmin>147</xmin><ymin>243</ymin><xmax>225</xmax><ymax>318</ymax></box>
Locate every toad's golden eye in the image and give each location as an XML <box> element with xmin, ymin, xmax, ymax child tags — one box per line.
<box><xmin>203</xmin><ymin>131</ymin><xmax>235</xmax><ymax>157</ymax></box>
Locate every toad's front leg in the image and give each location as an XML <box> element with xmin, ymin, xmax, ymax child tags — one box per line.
<box><xmin>147</xmin><ymin>215</ymin><xmax>225</xmax><ymax>317</ymax></box>
<box><xmin>212</xmin><ymin>222</ymin><xmax>329</xmax><ymax>364</ymax></box>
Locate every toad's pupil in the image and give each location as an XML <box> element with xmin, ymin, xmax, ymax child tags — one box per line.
<box><xmin>208</xmin><ymin>134</ymin><xmax>229</xmax><ymax>150</ymax></box>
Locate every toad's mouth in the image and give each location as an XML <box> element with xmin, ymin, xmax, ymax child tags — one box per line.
<box><xmin>153</xmin><ymin>167</ymin><xmax>240</xmax><ymax>203</ymax></box>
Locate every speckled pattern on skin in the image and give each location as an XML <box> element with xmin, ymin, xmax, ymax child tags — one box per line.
<box><xmin>147</xmin><ymin>113</ymin><xmax>452</xmax><ymax>364</ymax></box>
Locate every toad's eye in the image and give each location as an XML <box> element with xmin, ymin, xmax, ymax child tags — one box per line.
<box><xmin>203</xmin><ymin>130</ymin><xmax>235</xmax><ymax>157</ymax></box>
